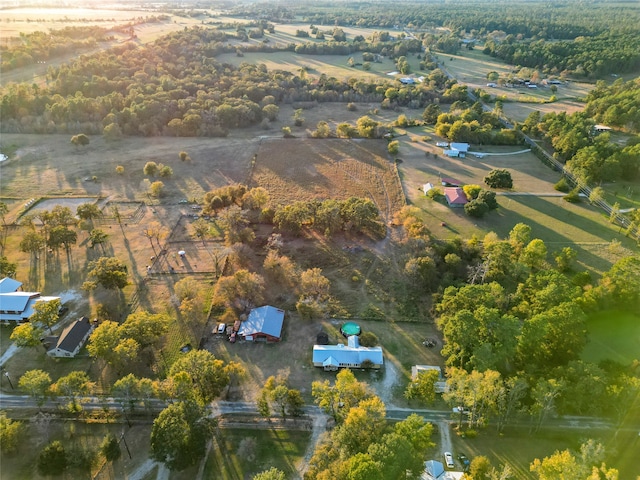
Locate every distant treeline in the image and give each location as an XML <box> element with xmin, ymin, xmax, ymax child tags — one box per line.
<box><xmin>0</xmin><ymin>27</ymin><xmax>455</xmax><ymax>136</ymax></box>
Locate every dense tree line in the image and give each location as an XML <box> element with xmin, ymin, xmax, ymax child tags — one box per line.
<box><xmin>1</xmin><ymin>26</ymin><xmax>109</xmax><ymax>71</ymax></box>
<box><xmin>0</xmin><ymin>27</ymin><xmax>451</xmax><ymax>136</ymax></box>
<box><xmin>584</xmin><ymin>77</ymin><xmax>640</xmax><ymax>133</ymax></box>
<box><xmin>482</xmin><ymin>32</ymin><xmax>640</xmax><ymax>78</ymax></box>
<box><xmin>524</xmin><ymin>110</ymin><xmax>640</xmax><ymax>184</ymax></box>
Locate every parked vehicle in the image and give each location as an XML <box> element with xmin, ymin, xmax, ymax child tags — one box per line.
<box><xmin>217</xmin><ymin>323</ymin><xmax>226</xmax><ymax>334</ymax></box>
<box><xmin>457</xmin><ymin>453</ymin><xmax>470</xmax><ymax>470</ymax></box>
<box><xmin>444</xmin><ymin>452</ymin><xmax>454</xmax><ymax>469</ymax></box>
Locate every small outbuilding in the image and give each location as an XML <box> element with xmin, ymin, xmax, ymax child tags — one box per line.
<box><xmin>440</xmin><ymin>177</ymin><xmax>463</xmax><ymax>187</ymax></box>
<box><xmin>423</xmin><ymin>183</ymin><xmax>435</xmax><ymax>195</ymax></box>
<box><xmin>238</xmin><ymin>305</ymin><xmax>285</xmax><ymax>342</ymax></box>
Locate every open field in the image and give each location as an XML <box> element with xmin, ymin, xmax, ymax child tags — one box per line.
<box><xmin>583</xmin><ymin>310</ymin><xmax>640</xmax><ymax>365</ymax></box>
<box><xmin>435</xmin><ymin>47</ymin><xmax>594</xmax><ymax>123</ymax></box>
<box><xmin>0</xmin><ymin>419</ymin><xmax>153</xmax><ymax>480</ymax></box>
<box><xmin>451</xmin><ymin>426</ymin><xmax>639</xmax><ymax>480</ymax></box>
<box><xmin>216</xmin><ymin>50</ymin><xmax>406</xmax><ymax>83</ymax></box>
<box><xmin>393</xmin><ymin>128</ymin><xmax>637</xmax><ymax>274</ymax></box>
<box><xmin>205</xmin><ymin>427</ymin><xmax>311</xmax><ymax>479</ymax></box>
<box><xmin>252</xmin><ymin>138</ymin><xmax>405</xmax><ymax>219</ymax></box>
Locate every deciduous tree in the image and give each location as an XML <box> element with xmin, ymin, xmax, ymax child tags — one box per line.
<box><xmin>19</xmin><ymin>369</ymin><xmax>52</xmax><ymax>408</ymax></box>
<box><xmin>151</xmin><ymin>401</ymin><xmax>214</xmax><ymax>471</ymax></box>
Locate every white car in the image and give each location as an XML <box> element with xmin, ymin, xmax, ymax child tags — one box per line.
<box><xmin>217</xmin><ymin>323</ymin><xmax>226</xmax><ymax>334</ymax></box>
<box><xmin>444</xmin><ymin>452</ymin><xmax>455</xmax><ymax>469</ymax></box>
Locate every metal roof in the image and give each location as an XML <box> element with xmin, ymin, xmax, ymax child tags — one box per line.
<box><xmin>312</xmin><ymin>343</ymin><xmax>384</xmax><ymax>366</ymax></box>
<box><xmin>0</xmin><ymin>292</ymin><xmax>39</xmax><ymax>314</ymax></box>
<box><xmin>0</xmin><ymin>277</ymin><xmax>22</xmax><ymax>293</ymax></box>
<box><xmin>238</xmin><ymin>305</ymin><xmax>285</xmax><ymax>338</ymax></box>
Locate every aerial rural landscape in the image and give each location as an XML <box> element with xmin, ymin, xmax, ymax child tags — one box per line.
<box><xmin>0</xmin><ymin>0</ymin><xmax>639</xmax><ymax>479</ymax></box>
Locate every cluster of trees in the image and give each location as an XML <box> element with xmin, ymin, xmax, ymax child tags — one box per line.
<box><xmin>0</xmin><ymin>27</ymin><xmax>449</xmax><ymax>136</ymax></box>
<box><xmin>87</xmin><ymin>310</ymin><xmax>170</xmax><ymax>372</ymax></box>
<box><xmin>527</xmin><ymin>111</ymin><xmax>640</xmax><ymax>184</ymax></box>
<box><xmin>418</xmin><ymin>223</ymin><xmax>640</xmax><ymax>420</ymax></box>
<box><xmin>306</xmin><ymin>369</ymin><xmax>434</xmax><ymax>480</ymax></box>
<box><xmin>257</xmin><ymin>371</ymin><xmax>304</xmax><ymax>419</ymax></box>
<box><xmin>1</xmin><ymin>26</ymin><xmax>110</xmax><ymax>71</ymax></box>
<box><xmin>435</xmin><ymin>102</ymin><xmax>520</xmax><ymax>145</ymax></box>
<box><xmin>273</xmin><ymin>197</ymin><xmax>385</xmax><ymax>238</ymax></box>
<box><xmin>584</xmin><ymin>77</ymin><xmax>640</xmax><ymax>133</ymax></box>
<box><xmin>482</xmin><ymin>32</ymin><xmax>640</xmax><ymax>78</ymax></box>
<box><xmin>19</xmin><ymin>205</ymin><xmax>78</xmax><ymax>260</ymax></box>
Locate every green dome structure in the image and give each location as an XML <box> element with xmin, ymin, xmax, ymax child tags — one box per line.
<box><xmin>341</xmin><ymin>322</ymin><xmax>361</xmax><ymax>337</ymax></box>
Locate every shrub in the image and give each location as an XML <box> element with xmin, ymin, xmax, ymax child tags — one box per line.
<box><xmin>554</xmin><ymin>176</ymin><xmax>571</xmax><ymax>192</ymax></box>
<box><xmin>115</xmin><ymin>165</ymin><xmax>124</xmax><ymax>174</ymax></box>
<box><xmin>462</xmin><ymin>184</ymin><xmax>482</xmax><ymax>200</ymax></box>
<box><xmin>464</xmin><ymin>199</ymin><xmax>489</xmax><ymax>217</ymax></box>
<box><xmin>563</xmin><ymin>187</ymin><xmax>582</xmax><ymax>203</ymax></box>
<box><xmin>347</xmin><ymin>103</ymin><xmax>357</xmax><ymax>111</ymax></box>
<box><xmin>426</xmin><ymin>187</ymin><xmax>444</xmax><ymax>200</ymax></box>
<box><xmin>388</xmin><ymin>140</ymin><xmax>400</xmax><ymax>155</ymax></box>
<box><xmin>477</xmin><ymin>190</ymin><xmax>498</xmax><ymax>210</ymax></box>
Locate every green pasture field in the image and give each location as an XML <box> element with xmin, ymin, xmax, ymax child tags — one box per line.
<box><xmin>204</xmin><ymin>428</ymin><xmax>311</xmax><ymax>479</ymax></box>
<box><xmin>583</xmin><ymin>310</ymin><xmax>640</xmax><ymax>365</ymax></box>
<box><xmin>451</xmin><ymin>426</ymin><xmax>637</xmax><ymax>480</ymax></box>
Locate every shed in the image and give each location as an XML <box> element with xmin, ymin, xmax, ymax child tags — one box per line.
<box><xmin>238</xmin><ymin>305</ymin><xmax>285</xmax><ymax>342</ymax></box>
<box><xmin>440</xmin><ymin>177</ymin><xmax>463</xmax><ymax>187</ymax></box>
<box><xmin>423</xmin><ymin>183</ymin><xmax>435</xmax><ymax>195</ymax></box>
<box><xmin>46</xmin><ymin>317</ymin><xmax>94</xmax><ymax>358</ymax></box>
<box><xmin>444</xmin><ymin>187</ymin><xmax>468</xmax><ymax>207</ymax></box>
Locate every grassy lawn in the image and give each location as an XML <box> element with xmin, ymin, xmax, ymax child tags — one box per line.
<box><xmin>451</xmin><ymin>426</ymin><xmax>637</xmax><ymax>480</ymax></box>
<box><xmin>394</xmin><ymin>131</ymin><xmax>636</xmax><ymax>275</ymax></box>
<box><xmin>583</xmin><ymin>310</ymin><xmax>640</xmax><ymax>365</ymax></box>
<box><xmin>204</xmin><ymin>428</ymin><xmax>311</xmax><ymax>479</ymax></box>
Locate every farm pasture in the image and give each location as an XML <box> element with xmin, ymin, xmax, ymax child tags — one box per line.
<box><xmin>393</xmin><ymin>129</ymin><xmax>636</xmax><ymax>273</ymax></box>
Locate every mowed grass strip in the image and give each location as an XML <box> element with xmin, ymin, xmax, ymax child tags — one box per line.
<box><xmin>204</xmin><ymin>428</ymin><xmax>311</xmax><ymax>480</ymax></box>
<box><xmin>451</xmin><ymin>427</ymin><xmax>636</xmax><ymax>480</ymax></box>
<box><xmin>583</xmin><ymin>310</ymin><xmax>640</xmax><ymax>365</ymax></box>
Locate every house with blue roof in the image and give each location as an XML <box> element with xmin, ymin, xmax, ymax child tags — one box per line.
<box><xmin>238</xmin><ymin>305</ymin><xmax>285</xmax><ymax>342</ymax></box>
<box><xmin>312</xmin><ymin>335</ymin><xmax>384</xmax><ymax>371</ymax></box>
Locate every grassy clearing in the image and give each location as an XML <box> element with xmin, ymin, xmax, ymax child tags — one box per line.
<box><xmin>0</xmin><ymin>419</ymin><xmax>152</xmax><ymax>480</ymax></box>
<box><xmin>435</xmin><ymin>47</ymin><xmax>594</xmax><ymax>123</ymax></box>
<box><xmin>451</xmin><ymin>427</ymin><xmax>636</xmax><ymax>480</ymax></box>
<box><xmin>394</xmin><ymin>130</ymin><xmax>637</xmax><ymax>274</ymax></box>
<box><xmin>583</xmin><ymin>310</ymin><xmax>640</xmax><ymax>365</ymax></box>
<box><xmin>204</xmin><ymin>428</ymin><xmax>311</xmax><ymax>479</ymax></box>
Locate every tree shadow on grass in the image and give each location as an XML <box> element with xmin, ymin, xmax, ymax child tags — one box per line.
<box><xmin>494</xmin><ymin>199</ymin><xmax>619</xmax><ymax>272</ymax></box>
